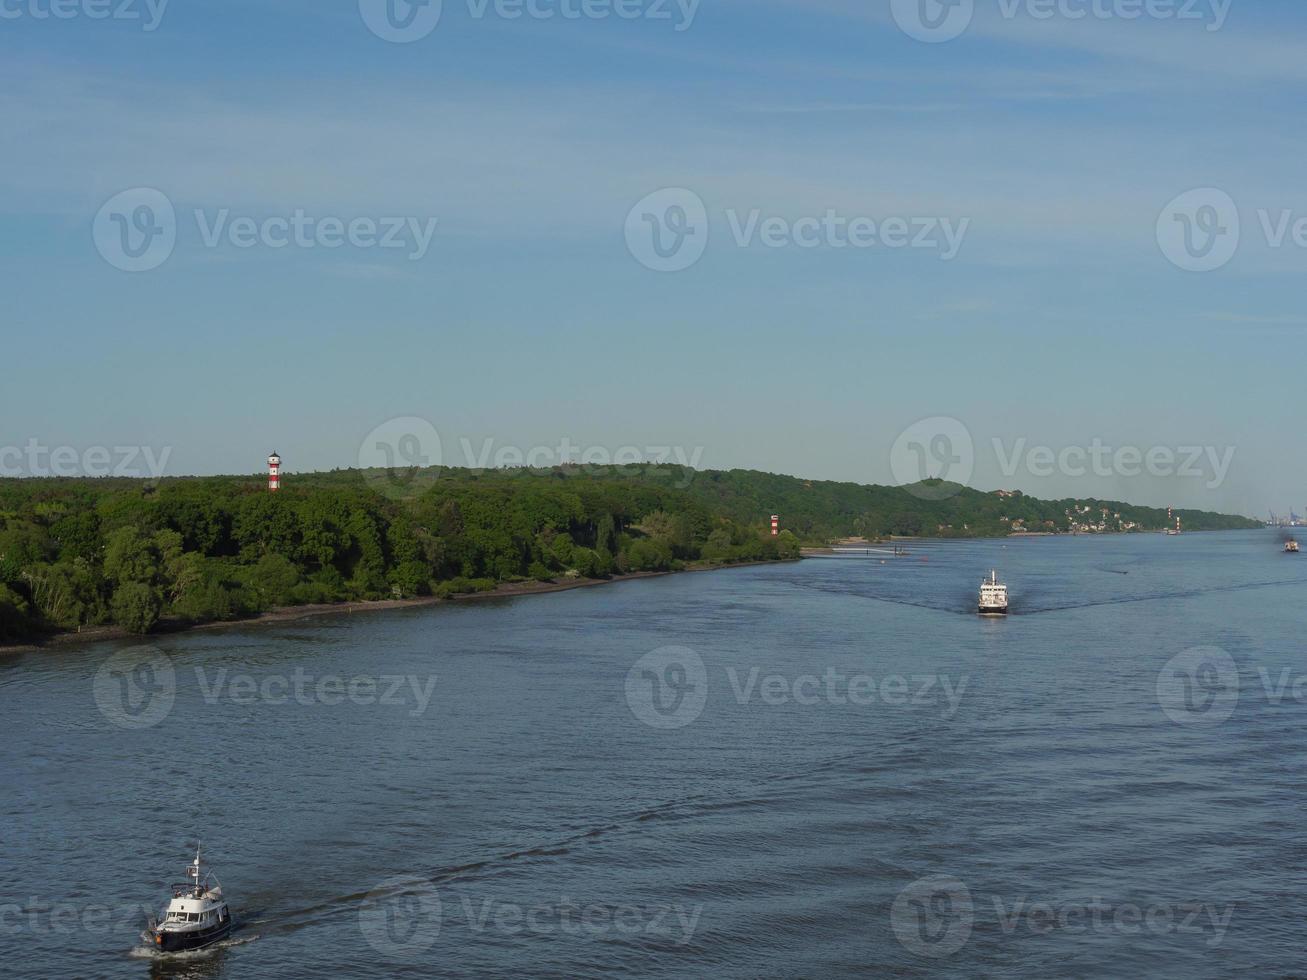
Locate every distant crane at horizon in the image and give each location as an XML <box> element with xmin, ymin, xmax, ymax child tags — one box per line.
<box><xmin>1267</xmin><ymin>510</ymin><xmax>1306</xmax><ymax>527</ymax></box>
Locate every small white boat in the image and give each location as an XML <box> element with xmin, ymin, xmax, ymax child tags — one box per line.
<box><xmin>978</xmin><ymin>570</ymin><xmax>1008</xmax><ymax>616</ymax></box>
<box><xmin>147</xmin><ymin>847</ymin><xmax>233</xmax><ymax>953</ymax></box>
<box><xmin>1286</xmin><ymin>539</ymin><xmax>1300</xmax><ymax>554</ymax></box>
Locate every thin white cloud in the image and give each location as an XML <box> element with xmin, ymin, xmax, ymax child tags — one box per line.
<box><xmin>1</xmin><ymin>37</ymin><xmax>1303</xmax><ymax>276</ymax></box>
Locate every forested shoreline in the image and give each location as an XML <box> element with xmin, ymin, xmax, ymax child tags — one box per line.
<box><xmin>0</xmin><ymin>467</ymin><xmax>800</xmax><ymax>642</ymax></box>
<box><xmin>0</xmin><ymin>464</ymin><xmax>1257</xmax><ymax>643</ymax></box>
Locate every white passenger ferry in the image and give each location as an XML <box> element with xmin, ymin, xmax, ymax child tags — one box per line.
<box><xmin>147</xmin><ymin>848</ymin><xmax>233</xmax><ymax>953</ymax></box>
<box><xmin>978</xmin><ymin>570</ymin><xmax>1009</xmax><ymax>616</ymax></box>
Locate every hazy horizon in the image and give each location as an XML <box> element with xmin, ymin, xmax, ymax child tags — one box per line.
<box><xmin>4</xmin><ymin>0</ymin><xmax>1304</xmax><ymax>518</ymax></box>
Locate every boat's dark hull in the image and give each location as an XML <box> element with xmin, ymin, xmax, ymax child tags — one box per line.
<box><xmin>978</xmin><ymin>607</ymin><xmax>1008</xmax><ymax>616</ymax></box>
<box><xmin>153</xmin><ymin>921</ymin><xmax>232</xmax><ymax>953</ymax></box>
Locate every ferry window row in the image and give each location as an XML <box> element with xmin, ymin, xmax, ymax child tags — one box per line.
<box><xmin>167</xmin><ymin>910</ymin><xmax>220</xmax><ymax>922</ymax></box>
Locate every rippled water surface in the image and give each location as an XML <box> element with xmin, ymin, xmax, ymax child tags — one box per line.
<box><xmin>3</xmin><ymin>531</ymin><xmax>1305</xmax><ymax>978</ymax></box>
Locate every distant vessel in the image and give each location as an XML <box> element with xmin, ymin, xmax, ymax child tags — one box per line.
<box><xmin>147</xmin><ymin>848</ymin><xmax>232</xmax><ymax>953</ymax></box>
<box><xmin>978</xmin><ymin>570</ymin><xmax>1008</xmax><ymax>616</ymax></box>
<box><xmin>1286</xmin><ymin>539</ymin><xmax>1300</xmax><ymax>554</ymax></box>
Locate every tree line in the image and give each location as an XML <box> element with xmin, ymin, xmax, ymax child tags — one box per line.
<box><xmin>0</xmin><ymin>468</ymin><xmax>801</xmax><ymax>642</ymax></box>
<box><xmin>0</xmin><ymin>463</ymin><xmax>1258</xmax><ymax>643</ymax></box>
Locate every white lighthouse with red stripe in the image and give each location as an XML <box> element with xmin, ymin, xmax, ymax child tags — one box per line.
<box><xmin>268</xmin><ymin>452</ymin><xmax>281</xmax><ymax>492</ymax></box>
<box><xmin>771</xmin><ymin>515</ymin><xmax>779</xmax><ymax>536</ymax></box>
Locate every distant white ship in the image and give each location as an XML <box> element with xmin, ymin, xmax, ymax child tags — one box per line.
<box><xmin>978</xmin><ymin>570</ymin><xmax>1008</xmax><ymax>616</ymax></box>
<box><xmin>1286</xmin><ymin>539</ymin><xmax>1300</xmax><ymax>554</ymax></box>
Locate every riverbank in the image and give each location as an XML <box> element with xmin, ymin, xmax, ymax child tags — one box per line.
<box><xmin>0</xmin><ymin>558</ymin><xmax>795</xmax><ymax>654</ymax></box>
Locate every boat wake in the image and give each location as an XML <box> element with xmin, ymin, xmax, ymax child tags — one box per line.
<box><xmin>1020</xmin><ymin>574</ymin><xmax>1307</xmax><ymax>615</ymax></box>
<box><xmin>232</xmin><ymin>790</ymin><xmax>790</xmax><ymax>941</ymax></box>
<box><xmin>795</xmin><ymin>572</ymin><xmax>1307</xmax><ymax>617</ymax></box>
<box><xmin>795</xmin><ymin>580</ymin><xmax>978</xmax><ymax>616</ymax></box>
<box><xmin>128</xmin><ymin>930</ymin><xmax>259</xmax><ymax>959</ymax></box>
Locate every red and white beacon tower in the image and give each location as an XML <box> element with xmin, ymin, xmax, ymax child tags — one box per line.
<box><xmin>268</xmin><ymin>452</ymin><xmax>282</xmax><ymax>492</ymax></box>
<box><xmin>771</xmin><ymin>515</ymin><xmax>780</xmax><ymax>537</ymax></box>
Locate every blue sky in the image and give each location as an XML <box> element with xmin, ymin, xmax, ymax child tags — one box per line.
<box><xmin>2</xmin><ymin>0</ymin><xmax>1304</xmax><ymax>517</ymax></box>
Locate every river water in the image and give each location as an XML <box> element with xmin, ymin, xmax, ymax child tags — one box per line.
<box><xmin>2</xmin><ymin>530</ymin><xmax>1304</xmax><ymax>978</ymax></box>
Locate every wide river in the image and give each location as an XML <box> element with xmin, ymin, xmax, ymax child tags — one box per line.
<box><xmin>2</xmin><ymin>530</ymin><xmax>1304</xmax><ymax>978</ymax></box>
